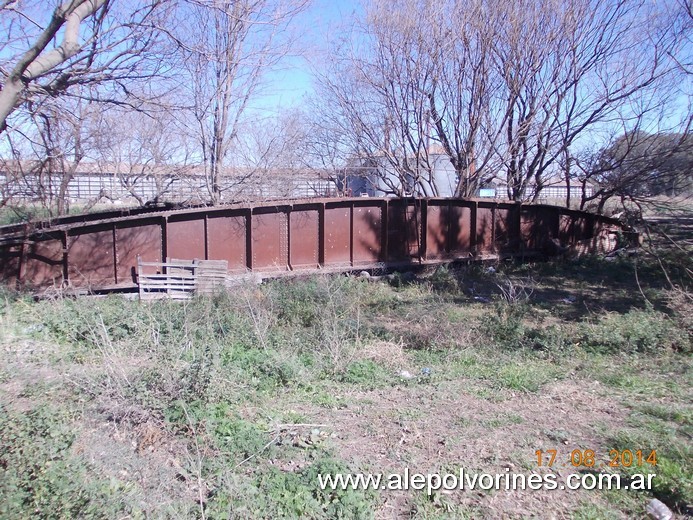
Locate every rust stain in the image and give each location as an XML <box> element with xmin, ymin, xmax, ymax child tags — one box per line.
<box><xmin>0</xmin><ymin>198</ymin><xmax>631</xmax><ymax>293</ymax></box>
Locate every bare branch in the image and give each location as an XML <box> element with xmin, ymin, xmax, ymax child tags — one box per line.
<box><xmin>0</xmin><ymin>1</ymin><xmax>108</xmax><ymax>132</ymax></box>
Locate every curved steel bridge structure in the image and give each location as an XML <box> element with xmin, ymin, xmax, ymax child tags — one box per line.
<box><xmin>0</xmin><ymin>197</ymin><xmax>629</xmax><ymax>293</ymax></box>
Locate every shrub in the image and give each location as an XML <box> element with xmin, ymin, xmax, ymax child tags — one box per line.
<box><xmin>270</xmin><ymin>277</ymin><xmax>335</xmax><ymax>328</ymax></box>
<box><xmin>479</xmin><ymin>302</ymin><xmax>529</xmax><ymax>350</ymax></box>
<box><xmin>525</xmin><ymin>325</ymin><xmax>574</xmax><ymax>356</ymax></box>
<box><xmin>428</xmin><ymin>265</ymin><xmax>459</xmax><ymax>293</ymax></box>
<box><xmin>580</xmin><ymin>308</ymin><xmax>686</xmax><ymax>354</ymax></box>
<box><xmin>0</xmin><ymin>405</ymin><xmax>131</xmax><ymax>518</ymax></box>
<box><xmin>340</xmin><ymin>359</ymin><xmax>391</xmax><ymax>388</ymax></box>
<box><xmin>272</xmin><ymin>277</ymin><xmax>366</xmax><ymax>376</ymax></box>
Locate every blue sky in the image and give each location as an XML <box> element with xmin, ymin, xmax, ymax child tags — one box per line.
<box><xmin>253</xmin><ymin>0</ymin><xmax>364</xmax><ymax>114</ymax></box>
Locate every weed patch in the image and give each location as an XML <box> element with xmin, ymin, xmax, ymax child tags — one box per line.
<box><xmin>1</xmin><ymin>250</ymin><xmax>691</xmax><ymax>518</ymax></box>
<box><xmin>608</xmin><ymin>429</ymin><xmax>691</xmax><ymax>514</ymax></box>
<box><xmin>205</xmin><ymin>458</ymin><xmax>376</xmax><ymax>519</ymax></box>
<box><xmin>580</xmin><ymin>308</ymin><xmax>687</xmax><ymax>354</ymax></box>
<box><xmin>0</xmin><ymin>404</ymin><xmax>133</xmax><ymax>518</ymax></box>
<box><xmin>341</xmin><ymin>359</ymin><xmax>392</xmax><ymax>388</ymax></box>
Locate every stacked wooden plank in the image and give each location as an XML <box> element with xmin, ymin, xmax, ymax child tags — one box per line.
<box><xmin>136</xmin><ymin>256</ymin><xmax>229</xmax><ymax>300</ymax></box>
<box><xmin>195</xmin><ymin>260</ymin><xmax>230</xmax><ymax>295</ymax></box>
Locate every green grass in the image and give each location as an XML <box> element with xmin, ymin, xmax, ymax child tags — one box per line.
<box><xmin>607</xmin><ymin>428</ymin><xmax>691</xmax><ymax>513</ymax></box>
<box><xmin>573</xmin><ymin>500</ymin><xmax>622</xmax><ymax>520</ymax></box>
<box><xmin>0</xmin><ymin>404</ymin><xmax>137</xmax><ymax>519</ymax></box>
<box><xmin>635</xmin><ymin>404</ymin><xmax>692</xmax><ymax>426</ymax></box>
<box><xmin>0</xmin><ymin>251</ymin><xmax>691</xmax><ymax>517</ymax></box>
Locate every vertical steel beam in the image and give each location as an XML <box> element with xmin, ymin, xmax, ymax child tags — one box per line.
<box><xmin>349</xmin><ymin>201</ymin><xmax>354</xmax><ymax>267</ymax></box>
<box><xmin>162</xmin><ymin>216</ymin><xmax>168</xmax><ymax>266</ymax></box>
<box><xmin>245</xmin><ymin>209</ymin><xmax>253</xmax><ymax>271</ymax></box>
<box><xmin>62</xmin><ymin>229</ymin><xmax>68</xmax><ymax>285</ymax></box>
<box><xmin>470</xmin><ymin>200</ymin><xmax>478</xmax><ymax>254</ymax></box>
<box><xmin>318</xmin><ymin>202</ymin><xmax>325</xmax><ymax>267</ymax></box>
<box><xmin>491</xmin><ymin>203</ymin><xmax>497</xmax><ymax>253</ymax></box>
<box><xmin>17</xmin><ymin>234</ymin><xmax>27</xmax><ymax>285</ymax></box>
<box><xmin>204</xmin><ymin>213</ymin><xmax>209</xmax><ymax>260</ymax></box>
<box><xmin>382</xmin><ymin>198</ymin><xmax>389</xmax><ymax>264</ymax></box>
<box><xmin>112</xmin><ymin>224</ymin><xmax>118</xmax><ymax>284</ymax></box>
<box><xmin>287</xmin><ymin>208</ymin><xmax>293</xmax><ymax>271</ymax></box>
<box><xmin>420</xmin><ymin>199</ymin><xmax>428</xmax><ymax>261</ymax></box>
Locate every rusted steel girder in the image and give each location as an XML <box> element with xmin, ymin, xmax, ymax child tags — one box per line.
<box><xmin>0</xmin><ymin>197</ymin><xmax>631</xmax><ymax>293</ymax></box>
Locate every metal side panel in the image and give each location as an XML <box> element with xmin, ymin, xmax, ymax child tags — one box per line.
<box><xmin>425</xmin><ymin>203</ymin><xmax>448</xmax><ymax>260</ymax></box>
<box><xmin>207</xmin><ymin>214</ymin><xmax>246</xmax><ymax>273</ymax></box>
<box><xmin>24</xmin><ymin>235</ymin><xmax>64</xmax><ymax>288</ymax></box>
<box><xmin>559</xmin><ymin>213</ymin><xmax>590</xmax><ymax>243</ymax></box>
<box><xmin>68</xmin><ymin>228</ymin><xmax>116</xmax><ymax>288</ymax></box>
<box><xmin>115</xmin><ymin>222</ymin><xmax>162</xmax><ymax>284</ymax></box>
<box><xmin>0</xmin><ymin>244</ymin><xmax>21</xmax><ymax>283</ymax></box>
<box><xmin>353</xmin><ymin>205</ymin><xmax>382</xmax><ymax>264</ymax></box>
<box><xmin>520</xmin><ymin>209</ymin><xmax>538</xmax><ymax>251</ymax></box>
<box><xmin>521</xmin><ymin>207</ymin><xmax>558</xmax><ymax>251</ymax></box>
<box><xmin>387</xmin><ymin>201</ymin><xmax>420</xmax><ymax>262</ymax></box>
<box><xmin>168</xmin><ymin>218</ymin><xmax>205</xmax><ymax>261</ymax></box>
<box><xmin>289</xmin><ymin>209</ymin><xmax>319</xmax><ymax>269</ymax></box>
<box><xmin>324</xmin><ymin>206</ymin><xmax>351</xmax><ymax>266</ymax></box>
<box><xmin>449</xmin><ymin>204</ymin><xmax>472</xmax><ymax>256</ymax></box>
<box><xmin>476</xmin><ymin>206</ymin><xmax>494</xmax><ymax>252</ymax></box>
<box><xmin>252</xmin><ymin>211</ymin><xmax>288</xmax><ymax>271</ymax></box>
<box><xmin>494</xmin><ymin>206</ymin><xmax>518</xmax><ymax>253</ymax></box>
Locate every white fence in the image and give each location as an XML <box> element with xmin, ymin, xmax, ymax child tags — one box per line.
<box><xmin>0</xmin><ymin>172</ymin><xmax>338</xmax><ymax>205</ymax></box>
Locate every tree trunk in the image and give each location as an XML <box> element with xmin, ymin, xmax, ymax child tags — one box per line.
<box><xmin>0</xmin><ymin>0</ymin><xmax>107</xmax><ymax>134</ymax></box>
<box><xmin>0</xmin><ymin>78</ymin><xmax>25</xmax><ymax>134</ymax></box>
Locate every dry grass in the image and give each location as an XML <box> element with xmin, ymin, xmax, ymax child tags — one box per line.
<box><xmin>0</xmin><ymin>246</ymin><xmax>691</xmax><ymax>518</ymax></box>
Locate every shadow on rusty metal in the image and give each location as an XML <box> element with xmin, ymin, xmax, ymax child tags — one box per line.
<box><xmin>0</xmin><ymin>197</ymin><xmax>633</xmax><ymax>294</ymax></box>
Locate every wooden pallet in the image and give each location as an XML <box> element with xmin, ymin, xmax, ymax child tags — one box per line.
<box><xmin>137</xmin><ymin>256</ymin><xmax>229</xmax><ymax>300</ymax></box>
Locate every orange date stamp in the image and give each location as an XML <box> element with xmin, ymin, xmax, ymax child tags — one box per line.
<box><xmin>535</xmin><ymin>449</ymin><xmax>657</xmax><ymax>468</ymax></box>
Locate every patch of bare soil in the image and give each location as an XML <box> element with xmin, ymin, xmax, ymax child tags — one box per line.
<box><xmin>282</xmin><ymin>377</ymin><xmax>631</xmax><ymax>519</ymax></box>
<box><xmin>72</xmin><ymin>417</ymin><xmax>201</xmax><ymax>516</ymax></box>
<box><xmin>0</xmin><ymin>356</ymin><xmax>201</xmax><ymax>517</ymax></box>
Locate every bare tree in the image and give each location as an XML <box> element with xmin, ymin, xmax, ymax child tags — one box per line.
<box><xmin>173</xmin><ymin>0</ymin><xmax>308</xmax><ymax>204</ymax></box>
<box><xmin>311</xmin><ymin>0</ymin><xmax>439</xmax><ymax>197</ymax></box>
<box><xmin>312</xmin><ymin>0</ymin><xmax>505</xmax><ymax>197</ymax></box>
<box><xmin>312</xmin><ymin>0</ymin><xmax>690</xmax><ymax>202</ymax></box>
<box><xmin>0</xmin><ymin>0</ymin><xmax>172</xmax><ymax>134</ymax></box>
<box><xmin>575</xmin><ymin>125</ymin><xmax>693</xmax><ymax>214</ymax></box>
<box><xmin>0</xmin><ymin>0</ymin><xmax>105</xmax><ymax>132</ymax></box>
<box><xmin>0</xmin><ymin>92</ymin><xmax>103</xmax><ymax>215</ymax></box>
<box><xmin>232</xmin><ymin>109</ymin><xmax>307</xmax><ymax>171</ymax></box>
<box><xmin>671</xmin><ymin>0</ymin><xmax>693</xmax><ymax>75</ymax></box>
<box><xmin>426</xmin><ymin>0</ymin><xmax>506</xmax><ymax>197</ymax></box>
<box><xmin>94</xmin><ymin>106</ymin><xmax>195</xmax><ymax>205</ymax></box>
<box><xmin>489</xmin><ymin>0</ymin><xmax>687</xmax><ymax>202</ymax></box>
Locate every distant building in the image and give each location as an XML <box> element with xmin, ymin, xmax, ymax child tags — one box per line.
<box><xmin>341</xmin><ymin>156</ymin><xmax>413</xmax><ymax>197</ymax></box>
<box><xmin>2</xmin><ymin>157</ymin><xmax>593</xmax><ymax>206</ymax></box>
<box><xmin>343</xmin><ymin>152</ymin><xmax>593</xmax><ymax>200</ymax></box>
<box><xmin>0</xmin><ymin>161</ymin><xmax>338</xmax><ymax>205</ymax></box>
<box><xmin>477</xmin><ymin>175</ymin><xmax>594</xmax><ymax>200</ymax></box>
<box><xmin>342</xmin><ymin>151</ymin><xmax>457</xmax><ymax>197</ymax></box>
